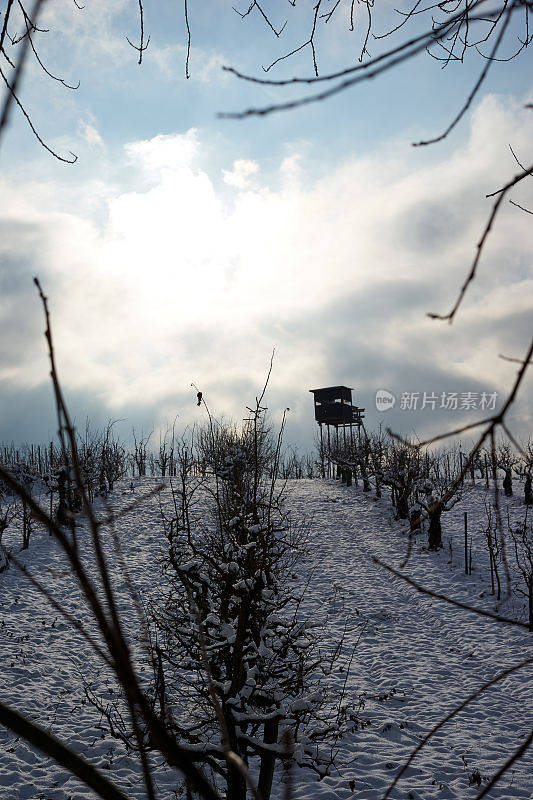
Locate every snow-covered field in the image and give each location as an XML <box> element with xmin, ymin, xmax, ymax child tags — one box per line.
<box><xmin>0</xmin><ymin>478</ymin><xmax>531</xmax><ymax>800</ymax></box>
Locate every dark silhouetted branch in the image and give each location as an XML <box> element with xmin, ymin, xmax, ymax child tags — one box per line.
<box><xmin>184</xmin><ymin>0</ymin><xmax>191</xmax><ymax>78</ymax></box>
<box><xmin>0</xmin><ymin>700</ymin><xmax>131</xmax><ymax>800</ymax></box>
<box><xmin>373</xmin><ymin>556</ymin><xmax>531</xmax><ymax>628</ymax></box>
<box><xmin>382</xmin><ymin>657</ymin><xmax>533</xmax><ymax>799</ymax></box>
<box><xmin>428</xmin><ymin>159</ymin><xmax>533</xmax><ymax>322</ymax></box>
<box><xmin>475</xmin><ymin>728</ymin><xmax>533</xmax><ymax>799</ymax></box>
<box><xmin>126</xmin><ymin>0</ymin><xmax>150</xmax><ymax>64</ymax></box>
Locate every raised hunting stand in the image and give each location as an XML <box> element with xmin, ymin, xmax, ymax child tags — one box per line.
<box><xmin>309</xmin><ymin>386</ymin><xmax>365</xmax><ymax>478</ymax></box>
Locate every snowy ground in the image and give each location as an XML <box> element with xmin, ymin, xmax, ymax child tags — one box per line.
<box><xmin>0</xmin><ymin>477</ymin><xmax>532</xmax><ymax>800</ymax></box>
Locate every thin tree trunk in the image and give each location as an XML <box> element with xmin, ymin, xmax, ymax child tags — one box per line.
<box><xmin>258</xmin><ymin>717</ymin><xmax>279</xmax><ymax>800</ymax></box>
<box><xmin>428</xmin><ymin>508</ymin><xmax>442</xmax><ymax>550</ymax></box>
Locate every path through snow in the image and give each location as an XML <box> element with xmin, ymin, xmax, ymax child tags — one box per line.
<box><xmin>0</xmin><ymin>478</ymin><xmax>531</xmax><ymax>800</ymax></box>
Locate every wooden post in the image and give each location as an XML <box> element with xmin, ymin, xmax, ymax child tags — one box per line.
<box><xmin>319</xmin><ymin>424</ymin><xmax>325</xmax><ymax>478</ymax></box>
<box><xmin>464</xmin><ymin>512</ymin><xmax>468</xmax><ymax>575</ymax></box>
<box><xmin>484</xmin><ymin>454</ymin><xmax>489</xmax><ymax>489</ymax></box>
<box><xmin>529</xmin><ymin>580</ymin><xmax>533</xmax><ymax>632</ymax></box>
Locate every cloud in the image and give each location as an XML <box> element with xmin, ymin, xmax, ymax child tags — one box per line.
<box><xmin>0</xmin><ymin>93</ymin><xmax>532</xmax><ymax>447</ymax></box>
<box><xmin>223</xmin><ymin>158</ymin><xmax>260</xmax><ymax>188</ymax></box>
<box><xmin>39</xmin><ymin>0</ymin><xmax>131</xmax><ymax>65</ymax></box>
<box><xmin>150</xmin><ymin>43</ymin><xmax>228</xmax><ymax>84</ymax></box>
<box><xmin>79</xmin><ymin>121</ymin><xmax>104</xmax><ymax>148</ymax></box>
<box><xmin>124</xmin><ymin>130</ymin><xmax>201</xmax><ymax>177</ymax></box>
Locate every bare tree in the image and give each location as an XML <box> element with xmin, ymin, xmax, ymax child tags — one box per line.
<box><xmin>132</xmin><ymin>427</ymin><xmax>153</xmax><ymax>478</ymax></box>
<box><xmin>0</xmin><ymin>478</ymin><xmax>17</xmax><ymax>570</ymax></box>
<box><xmin>515</xmin><ymin>438</ymin><xmax>533</xmax><ymax>505</ymax></box>
<box><xmin>151</xmin><ymin>406</ymin><xmax>343</xmax><ymax>800</ymax></box>
<box><xmin>154</xmin><ymin>427</ymin><xmax>173</xmax><ymax>478</ymax></box>
<box><xmin>497</xmin><ymin>439</ymin><xmax>519</xmax><ymax>497</ymax></box>
<box><xmin>417</xmin><ymin>475</ymin><xmax>464</xmax><ymax>551</ymax></box>
<box><xmin>483</xmin><ymin>501</ymin><xmax>503</xmax><ymax>600</ymax></box>
<box><xmin>0</xmin><ymin>281</ymin><xmax>223</xmax><ymax>800</ymax></box>
<box><xmin>0</xmin><ymin>3</ymin><xmax>531</xmax><ymax>796</ymax></box>
<box><xmin>382</xmin><ymin>439</ymin><xmax>422</xmax><ymax>521</ymax></box>
<box><xmin>101</xmin><ymin>420</ymin><xmax>128</xmax><ymax>491</ymax></box>
<box><xmin>510</xmin><ymin>508</ymin><xmax>533</xmax><ymax>631</ymax></box>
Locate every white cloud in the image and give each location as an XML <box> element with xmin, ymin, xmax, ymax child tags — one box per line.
<box><xmin>79</xmin><ymin>121</ymin><xmax>104</xmax><ymax>148</ymax></box>
<box><xmin>150</xmin><ymin>43</ymin><xmax>228</xmax><ymax>83</ymax></box>
<box><xmin>1</xmin><ymin>94</ymin><xmax>532</xmax><ymax>439</ymax></box>
<box><xmin>124</xmin><ymin>130</ymin><xmax>201</xmax><ymax>178</ymax></box>
<box><xmin>39</xmin><ymin>0</ymin><xmax>131</xmax><ymax>64</ymax></box>
<box><xmin>223</xmin><ymin>158</ymin><xmax>260</xmax><ymax>188</ymax></box>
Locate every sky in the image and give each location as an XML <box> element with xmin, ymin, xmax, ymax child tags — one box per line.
<box><xmin>0</xmin><ymin>0</ymin><xmax>532</xmax><ymax>454</ymax></box>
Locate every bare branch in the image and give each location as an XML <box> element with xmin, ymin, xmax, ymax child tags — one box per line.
<box><xmin>428</xmin><ymin>158</ymin><xmax>533</xmax><ymax>322</ymax></box>
<box><xmin>126</xmin><ymin>0</ymin><xmax>150</xmax><ymax>64</ymax></box>
<box><xmin>382</xmin><ymin>657</ymin><xmax>533</xmax><ymax>799</ymax></box>
<box><xmin>509</xmin><ymin>198</ymin><xmax>533</xmax><ymax>213</ymax></box>
<box><xmin>373</xmin><ymin>557</ymin><xmax>531</xmax><ymax>628</ymax></box>
<box><xmin>184</xmin><ymin>0</ymin><xmax>191</xmax><ymax>78</ymax></box>
<box><xmin>233</xmin><ymin>1</ymin><xmax>287</xmax><ymax>37</ymax></box>
<box><xmin>261</xmin><ymin>0</ymin><xmax>322</xmax><ymax>76</ymax></box>
<box><xmin>0</xmin><ymin>62</ymin><xmax>77</xmax><ymax>162</ymax></box>
<box><xmin>0</xmin><ymin>700</ymin><xmax>131</xmax><ymax>800</ymax></box>
<box><xmin>18</xmin><ymin>0</ymin><xmax>80</xmax><ymax>89</ymax></box>
<box><xmin>413</xmin><ymin>4</ymin><xmax>512</xmax><ymax>146</ymax></box>
<box><xmin>499</xmin><ymin>352</ymin><xmax>533</xmax><ymax>365</ymax></box>
<box><xmin>475</xmin><ymin>728</ymin><xmax>533</xmax><ymax>799</ymax></box>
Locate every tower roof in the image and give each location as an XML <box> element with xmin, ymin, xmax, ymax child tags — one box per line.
<box><xmin>309</xmin><ymin>385</ymin><xmax>353</xmax><ymax>394</ymax></box>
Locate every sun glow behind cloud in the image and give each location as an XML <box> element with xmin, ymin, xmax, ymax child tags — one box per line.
<box><xmin>0</xmin><ymin>93</ymin><xmax>532</xmax><ymax>442</ymax></box>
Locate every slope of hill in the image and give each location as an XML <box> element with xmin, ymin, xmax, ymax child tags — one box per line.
<box><xmin>0</xmin><ymin>478</ymin><xmax>531</xmax><ymax>800</ymax></box>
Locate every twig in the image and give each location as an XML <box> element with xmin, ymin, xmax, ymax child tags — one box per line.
<box><xmin>126</xmin><ymin>0</ymin><xmax>150</xmax><ymax>64</ymax></box>
<box><xmin>0</xmin><ymin>63</ymin><xmax>77</xmax><ymax>161</ymax></box>
<box><xmin>261</xmin><ymin>0</ymin><xmax>322</xmax><ymax>76</ymax></box>
<box><xmin>97</xmin><ymin>483</ymin><xmax>167</xmax><ymax>527</ymax></box>
<box><xmin>428</xmin><ymin>160</ymin><xmax>533</xmax><ymax>321</ymax></box>
<box><xmin>509</xmin><ymin>198</ymin><xmax>533</xmax><ymax>214</ymax></box>
<box><xmin>0</xmin><ymin>700</ymin><xmax>131</xmax><ymax>800</ymax></box>
<box><xmin>373</xmin><ymin>556</ymin><xmax>531</xmax><ymax>628</ymax></box>
<box><xmin>413</xmin><ymin>3</ymin><xmax>512</xmax><ymax>146</ymax></box>
<box><xmin>7</xmin><ymin>551</ymin><xmax>112</xmax><ymax>666</ymax></box>
<box><xmin>381</xmin><ymin>657</ymin><xmax>533</xmax><ymax>799</ymax></box>
<box><xmin>184</xmin><ymin>0</ymin><xmax>191</xmax><ymax>78</ymax></box>
<box><xmin>475</xmin><ymin>728</ymin><xmax>533</xmax><ymax>799</ymax></box>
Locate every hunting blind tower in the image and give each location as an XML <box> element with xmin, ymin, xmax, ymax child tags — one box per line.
<box><xmin>309</xmin><ymin>386</ymin><xmax>365</xmax><ymax>475</ymax></box>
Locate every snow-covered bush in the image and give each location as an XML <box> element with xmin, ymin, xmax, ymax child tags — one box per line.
<box><xmin>0</xmin><ymin>482</ymin><xmax>17</xmax><ymax>570</ymax></box>
<box><xmin>510</xmin><ymin>509</ymin><xmax>533</xmax><ymax>631</ymax></box>
<box><xmin>482</xmin><ymin>502</ymin><xmax>503</xmax><ymax>600</ymax></box>
<box><xmin>151</xmin><ymin>408</ymin><xmax>343</xmax><ymax>800</ymax></box>
<box><xmin>382</xmin><ymin>440</ymin><xmax>423</xmax><ymax>520</ymax></box>
<box><xmin>497</xmin><ymin>440</ymin><xmax>519</xmax><ymax>498</ymax></box>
